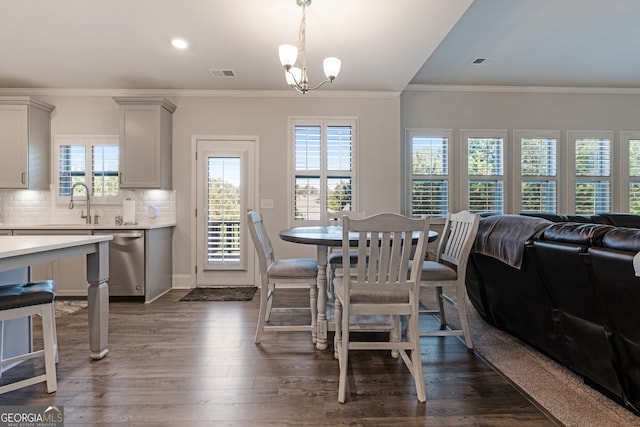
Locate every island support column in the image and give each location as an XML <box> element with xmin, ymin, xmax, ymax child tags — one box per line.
<box><xmin>86</xmin><ymin>240</ymin><xmax>110</xmax><ymax>359</ymax></box>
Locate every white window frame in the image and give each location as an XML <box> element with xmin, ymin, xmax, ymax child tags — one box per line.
<box><xmin>54</xmin><ymin>135</ymin><xmax>121</xmax><ymax>206</ymax></box>
<box><xmin>513</xmin><ymin>130</ymin><xmax>562</xmax><ymax>214</ymax></box>
<box><xmin>403</xmin><ymin>129</ymin><xmax>452</xmax><ymax>219</ymax></box>
<box><xmin>567</xmin><ymin>130</ymin><xmax>614</xmax><ymax>214</ymax></box>
<box><xmin>288</xmin><ymin>117</ymin><xmax>358</xmax><ymax>226</ymax></box>
<box><xmin>460</xmin><ymin>129</ymin><xmax>509</xmax><ymax>214</ymax></box>
<box><xmin>621</xmin><ymin>130</ymin><xmax>640</xmax><ymax>213</ymax></box>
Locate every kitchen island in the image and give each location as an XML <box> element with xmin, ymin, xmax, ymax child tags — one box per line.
<box><xmin>0</xmin><ymin>234</ymin><xmax>112</xmax><ymax>359</ymax></box>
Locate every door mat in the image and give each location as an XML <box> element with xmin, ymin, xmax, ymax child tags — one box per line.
<box><xmin>180</xmin><ymin>287</ymin><xmax>257</xmax><ymax>302</ymax></box>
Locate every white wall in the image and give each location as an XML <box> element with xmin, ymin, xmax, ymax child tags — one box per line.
<box><xmin>5</xmin><ymin>92</ymin><xmax>402</xmax><ymax>287</ymax></box>
<box><xmin>171</xmin><ymin>95</ymin><xmax>401</xmax><ymax>283</ymax></box>
<box><xmin>401</xmin><ymin>88</ymin><xmax>640</xmax><ymax>133</ymax></box>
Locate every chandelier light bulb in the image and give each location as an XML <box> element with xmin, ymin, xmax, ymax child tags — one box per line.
<box><xmin>279</xmin><ymin>44</ymin><xmax>298</xmax><ymax>69</ymax></box>
<box><xmin>323</xmin><ymin>57</ymin><xmax>341</xmax><ymax>81</ymax></box>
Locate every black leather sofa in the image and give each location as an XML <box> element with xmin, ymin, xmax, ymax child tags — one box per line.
<box><xmin>466</xmin><ymin>213</ymin><xmax>640</xmax><ymax>412</ymax></box>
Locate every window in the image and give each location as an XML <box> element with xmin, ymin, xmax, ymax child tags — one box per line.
<box><xmin>515</xmin><ymin>131</ymin><xmax>559</xmax><ymax>213</ymax></box>
<box><xmin>622</xmin><ymin>131</ymin><xmax>640</xmax><ymax>214</ymax></box>
<box><xmin>206</xmin><ymin>156</ymin><xmax>241</xmax><ymax>265</ymax></box>
<box><xmin>569</xmin><ymin>131</ymin><xmax>612</xmax><ymax>215</ymax></box>
<box><xmin>405</xmin><ymin>129</ymin><xmax>450</xmax><ymax>218</ymax></box>
<box><xmin>463</xmin><ymin>130</ymin><xmax>507</xmax><ymax>214</ymax></box>
<box><xmin>55</xmin><ymin>135</ymin><xmax>120</xmax><ymax>204</ymax></box>
<box><xmin>290</xmin><ymin>118</ymin><xmax>357</xmax><ymax>225</ymax></box>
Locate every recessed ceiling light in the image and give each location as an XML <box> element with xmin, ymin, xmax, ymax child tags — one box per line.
<box><xmin>171</xmin><ymin>38</ymin><xmax>189</xmax><ymax>49</ymax></box>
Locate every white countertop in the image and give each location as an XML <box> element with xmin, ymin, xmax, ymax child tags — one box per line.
<box><xmin>0</xmin><ymin>222</ymin><xmax>176</xmax><ymax>231</ymax></box>
<box><xmin>0</xmin><ymin>235</ymin><xmax>113</xmax><ymax>258</ymax></box>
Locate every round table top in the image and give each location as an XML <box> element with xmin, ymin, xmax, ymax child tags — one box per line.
<box><xmin>278</xmin><ymin>226</ymin><xmax>438</xmax><ymax>247</ymax></box>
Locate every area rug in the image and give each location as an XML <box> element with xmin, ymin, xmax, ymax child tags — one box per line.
<box><xmin>420</xmin><ymin>291</ymin><xmax>640</xmax><ymax>427</ymax></box>
<box><xmin>180</xmin><ymin>287</ymin><xmax>257</xmax><ymax>302</ymax></box>
<box><xmin>54</xmin><ymin>300</ymin><xmax>87</xmax><ymax>317</ymax></box>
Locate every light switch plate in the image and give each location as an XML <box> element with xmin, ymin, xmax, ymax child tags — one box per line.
<box><xmin>260</xmin><ymin>199</ymin><xmax>274</xmax><ymax>209</ymax></box>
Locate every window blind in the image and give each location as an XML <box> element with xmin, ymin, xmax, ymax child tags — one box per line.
<box><xmin>574</xmin><ymin>138</ymin><xmax>611</xmax><ymax>214</ymax></box>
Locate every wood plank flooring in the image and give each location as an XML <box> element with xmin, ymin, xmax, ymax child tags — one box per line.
<box><xmin>0</xmin><ymin>289</ymin><xmax>559</xmax><ymax>426</ymax></box>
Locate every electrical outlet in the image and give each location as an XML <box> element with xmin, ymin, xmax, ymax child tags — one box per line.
<box><xmin>260</xmin><ymin>199</ymin><xmax>274</xmax><ymax>209</ymax></box>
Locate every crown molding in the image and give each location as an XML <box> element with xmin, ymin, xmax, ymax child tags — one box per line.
<box><xmin>0</xmin><ymin>88</ymin><xmax>400</xmax><ymax>99</ymax></box>
<box><xmin>404</xmin><ymin>84</ymin><xmax>640</xmax><ymax>95</ymax></box>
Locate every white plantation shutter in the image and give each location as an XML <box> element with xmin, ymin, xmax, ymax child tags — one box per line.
<box><xmin>520</xmin><ymin>137</ymin><xmax>557</xmax><ymax>212</ymax></box>
<box><xmin>629</xmin><ymin>138</ymin><xmax>640</xmax><ymax>214</ymax></box>
<box><xmin>293</xmin><ymin>120</ymin><xmax>356</xmax><ymax>224</ymax></box>
<box><xmin>58</xmin><ymin>145</ymin><xmax>86</xmax><ymax>196</ymax></box>
<box><xmin>467</xmin><ymin>136</ymin><xmax>504</xmax><ymax>214</ymax></box>
<box><xmin>92</xmin><ymin>145</ymin><xmax>119</xmax><ymax>197</ymax></box>
<box><xmin>409</xmin><ymin>134</ymin><xmax>449</xmax><ymax>217</ymax></box>
<box><xmin>574</xmin><ymin>137</ymin><xmax>611</xmax><ymax>214</ymax></box>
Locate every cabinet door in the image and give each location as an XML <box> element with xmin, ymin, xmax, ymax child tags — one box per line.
<box><xmin>120</xmin><ymin>106</ymin><xmax>162</xmax><ymax>188</ymax></box>
<box><xmin>0</xmin><ymin>105</ymin><xmax>28</xmax><ymax>188</ymax></box>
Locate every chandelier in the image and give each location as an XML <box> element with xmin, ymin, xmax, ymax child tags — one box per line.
<box><xmin>279</xmin><ymin>0</ymin><xmax>341</xmax><ymax>94</ymax></box>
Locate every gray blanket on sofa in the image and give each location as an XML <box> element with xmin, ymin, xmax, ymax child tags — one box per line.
<box><xmin>472</xmin><ymin>215</ymin><xmax>552</xmax><ymax>269</ymax></box>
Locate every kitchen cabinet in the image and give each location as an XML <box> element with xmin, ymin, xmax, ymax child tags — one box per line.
<box><xmin>12</xmin><ymin>229</ymin><xmax>91</xmax><ymax>297</ymax></box>
<box><xmin>113</xmin><ymin>97</ymin><xmax>176</xmax><ymax>189</ymax></box>
<box><xmin>0</xmin><ymin>97</ymin><xmax>54</xmax><ymax>190</ymax></box>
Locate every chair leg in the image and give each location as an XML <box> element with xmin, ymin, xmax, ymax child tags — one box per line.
<box><xmin>41</xmin><ymin>303</ymin><xmax>57</xmax><ymax>393</ymax></box>
<box><xmin>309</xmin><ymin>283</ymin><xmax>318</xmax><ymax>344</ymax></box>
<box><xmin>456</xmin><ymin>284</ymin><xmax>473</xmax><ymax>349</ymax></box>
<box><xmin>390</xmin><ymin>315</ymin><xmax>400</xmax><ymax>359</ymax></box>
<box><xmin>51</xmin><ymin>303</ymin><xmax>58</xmax><ymax>363</ymax></box>
<box><xmin>337</xmin><ymin>308</ymin><xmax>349</xmax><ymax>404</ymax></box>
<box><xmin>408</xmin><ymin>310</ymin><xmax>426</xmax><ymax>402</ymax></box>
<box><xmin>334</xmin><ymin>299</ymin><xmax>342</xmax><ymax>360</ymax></box>
<box><xmin>264</xmin><ymin>284</ymin><xmax>275</xmax><ymax>322</ymax></box>
<box><xmin>254</xmin><ymin>285</ymin><xmax>269</xmax><ymax>344</ymax></box>
<box><xmin>436</xmin><ymin>286</ymin><xmax>446</xmax><ymax>328</ymax></box>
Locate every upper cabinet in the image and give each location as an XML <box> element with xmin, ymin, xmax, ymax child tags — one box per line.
<box><xmin>113</xmin><ymin>97</ymin><xmax>176</xmax><ymax>189</ymax></box>
<box><xmin>0</xmin><ymin>96</ymin><xmax>55</xmax><ymax>190</ymax></box>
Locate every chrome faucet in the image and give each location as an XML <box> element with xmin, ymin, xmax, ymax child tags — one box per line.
<box><xmin>69</xmin><ymin>182</ymin><xmax>92</xmax><ymax>224</ymax></box>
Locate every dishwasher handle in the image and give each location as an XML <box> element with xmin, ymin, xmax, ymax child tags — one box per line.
<box><xmin>97</xmin><ymin>231</ymin><xmax>144</xmax><ymax>238</ymax></box>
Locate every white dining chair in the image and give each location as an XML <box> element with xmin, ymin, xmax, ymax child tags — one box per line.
<box><xmin>326</xmin><ymin>211</ymin><xmax>366</xmax><ymax>298</ymax></box>
<box><xmin>333</xmin><ymin>213</ymin><xmax>429</xmax><ymax>403</ymax></box>
<box><xmin>247</xmin><ymin>210</ymin><xmax>319</xmax><ymax>344</ymax></box>
<box><xmin>417</xmin><ymin>210</ymin><xmax>480</xmax><ymax>349</ymax></box>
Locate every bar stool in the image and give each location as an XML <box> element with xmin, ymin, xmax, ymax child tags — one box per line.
<box><xmin>0</xmin><ymin>280</ymin><xmax>57</xmax><ymax>394</ymax></box>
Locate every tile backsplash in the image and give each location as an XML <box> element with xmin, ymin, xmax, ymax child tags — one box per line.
<box><xmin>0</xmin><ymin>187</ymin><xmax>176</xmax><ymax>225</ymax></box>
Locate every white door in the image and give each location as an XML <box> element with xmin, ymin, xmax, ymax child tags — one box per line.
<box><xmin>195</xmin><ymin>137</ymin><xmax>258</xmax><ymax>286</ymax></box>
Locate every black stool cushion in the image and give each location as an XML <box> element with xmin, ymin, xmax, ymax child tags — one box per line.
<box><xmin>0</xmin><ymin>280</ymin><xmax>55</xmax><ymax>311</ymax></box>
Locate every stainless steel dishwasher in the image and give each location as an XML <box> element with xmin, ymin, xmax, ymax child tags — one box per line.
<box><xmin>94</xmin><ymin>230</ymin><xmax>145</xmax><ymax>296</ymax></box>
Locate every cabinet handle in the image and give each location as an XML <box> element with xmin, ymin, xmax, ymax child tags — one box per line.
<box><xmin>119</xmin><ymin>172</ymin><xmax>123</xmax><ymax>184</ymax></box>
<box><xmin>21</xmin><ymin>172</ymin><xmax>26</xmax><ymax>185</ymax></box>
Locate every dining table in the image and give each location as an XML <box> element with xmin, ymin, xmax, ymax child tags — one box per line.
<box><xmin>0</xmin><ymin>234</ymin><xmax>112</xmax><ymax>359</ymax></box>
<box><xmin>279</xmin><ymin>225</ymin><xmax>437</xmax><ymax>350</ymax></box>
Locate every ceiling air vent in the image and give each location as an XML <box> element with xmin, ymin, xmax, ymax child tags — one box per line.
<box><xmin>471</xmin><ymin>57</ymin><xmax>498</xmax><ymax>65</ymax></box>
<box><xmin>208</xmin><ymin>69</ymin><xmax>237</xmax><ymax>77</ymax></box>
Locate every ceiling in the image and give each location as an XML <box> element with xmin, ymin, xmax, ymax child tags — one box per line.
<box><xmin>2</xmin><ymin>0</ymin><xmax>639</xmax><ymax>93</ymax></box>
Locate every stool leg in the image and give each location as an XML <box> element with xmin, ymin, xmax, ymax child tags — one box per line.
<box><xmin>41</xmin><ymin>304</ymin><xmax>57</xmax><ymax>393</ymax></box>
<box><xmin>51</xmin><ymin>304</ymin><xmax>58</xmax><ymax>363</ymax></box>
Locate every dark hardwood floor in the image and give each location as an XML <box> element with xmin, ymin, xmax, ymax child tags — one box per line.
<box><xmin>0</xmin><ymin>289</ymin><xmax>559</xmax><ymax>426</ymax></box>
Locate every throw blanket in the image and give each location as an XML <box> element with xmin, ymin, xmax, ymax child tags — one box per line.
<box><xmin>472</xmin><ymin>215</ymin><xmax>552</xmax><ymax>269</ymax></box>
